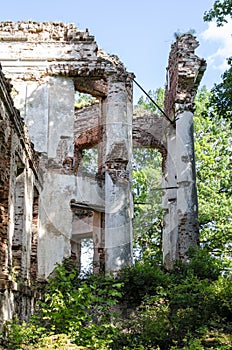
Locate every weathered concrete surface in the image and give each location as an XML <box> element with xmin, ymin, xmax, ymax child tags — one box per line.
<box><xmin>0</xmin><ymin>23</ymin><xmax>206</xmax><ymax>323</ymax></box>
<box><xmin>0</xmin><ymin>21</ymin><xmax>134</xmax><ymax>280</ymax></box>
<box><xmin>0</xmin><ymin>65</ymin><xmax>41</xmax><ymax>321</ymax></box>
<box><xmin>162</xmin><ymin>34</ymin><xmax>206</xmax><ymax>269</ymax></box>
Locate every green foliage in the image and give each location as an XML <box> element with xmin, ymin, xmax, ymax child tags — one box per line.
<box><xmin>3</xmin><ymin>251</ymin><xmax>232</xmax><ymax>350</ymax></box>
<box><xmin>135</xmin><ymin>88</ymin><xmax>165</xmax><ymax>115</ymax></box>
<box><xmin>204</xmin><ymin>1</ymin><xmax>232</xmax><ymax>122</ymax></box>
<box><xmin>132</xmin><ymin>148</ymin><xmax>163</xmax><ymax>261</ymax></box>
<box><xmin>118</xmin><ymin>260</ymin><xmax>170</xmax><ymax>306</ymax></box>
<box><xmin>204</xmin><ymin>0</ymin><xmax>232</xmax><ymax>26</ymax></box>
<box><xmin>133</xmin><ymin>88</ymin><xmax>164</xmax><ymax>261</ymax></box>
<box><xmin>75</xmin><ymin>92</ymin><xmax>96</xmax><ymax>109</ymax></box>
<box><xmin>171</xmin><ymin>246</ymin><xmax>223</xmax><ymax>281</ymax></box>
<box><xmin>79</xmin><ymin>147</ymin><xmax>98</xmax><ymax>174</ymax></box>
<box><xmin>36</xmin><ymin>261</ymin><xmax>121</xmax><ymax>349</ymax></box>
<box><xmin>21</xmin><ymin>334</ymin><xmax>86</xmax><ymax>349</ymax></box>
<box><xmin>3</xmin><ymin>321</ymin><xmax>44</xmax><ymax>349</ymax></box>
<box><xmin>201</xmin><ymin>0</ymin><xmax>232</xmax><ymax>263</ymax></box>
<box><xmin>210</xmin><ymin>59</ymin><xmax>232</xmax><ymax>123</ymax></box>
<box><xmin>114</xmin><ymin>248</ymin><xmax>232</xmax><ymax>350</ymax></box>
<box><xmin>3</xmin><ymin>259</ymin><xmax>122</xmax><ymax>350</ymax></box>
<box><xmin>194</xmin><ymin>87</ymin><xmax>232</xmax><ymax>265</ymax></box>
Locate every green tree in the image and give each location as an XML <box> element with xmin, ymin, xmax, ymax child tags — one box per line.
<box><xmin>194</xmin><ymin>87</ymin><xmax>232</xmax><ymax>266</ymax></box>
<box><xmin>204</xmin><ymin>0</ymin><xmax>232</xmax><ymax>26</ymax></box>
<box><xmin>133</xmin><ymin>88</ymin><xmax>165</xmax><ymax>261</ymax></box>
<box><xmin>133</xmin><ymin>87</ymin><xmax>232</xmax><ymax>266</ymax></box>
<box><xmin>4</xmin><ymin>252</ymin><xmax>232</xmax><ymax>349</ymax></box>
<box><xmin>209</xmin><ymin>58</ymin><xmax>232</xmax><ymax>123</ymax></box>
<box><xmin>135</xmin><ymin>88</ymin><xmax>165</xmax><ymax>115</ymax></box>
<box><xmin>201</xmin><ymin>1</ymin><xmax>232</xmax><ymax>265</ymax></box>
<box><xmin>132</xmin><ymin>148</ymin><xmax>163</xmax><ymax>261</ymax></box>
<box><xmin>204</xmin><ymin>0</ymin><xmax>232</xmax><ymax>122</ymax></box>
<box><xmin>75</xmin><ymin>92</ymin><xmax>96</xmax><ymax>109</ymax></box>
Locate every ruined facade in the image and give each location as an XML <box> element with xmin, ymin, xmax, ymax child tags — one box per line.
<box><xmin>0</xmin><ymin>65</ymin><xmax>41</xmax><ymax>320</ymax></box>
<box><xmin>162</xmin><ymin>35</ymin><xmax>206</xmax><ymax>268</ymax></box>
<box><xmin>0</xmin><ymin>21</ymin><xmax>206</xmax><ymax>321</ymax></box>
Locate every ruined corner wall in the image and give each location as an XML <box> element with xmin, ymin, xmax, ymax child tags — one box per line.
<box><xmin>0</xmin><ymin>21</ymin><xmax>134</xmax><ymax>279</ymax></box>
<box><xmin>0</xmin><ymin>65</ymin><xmax>41</xmax><ymax>321</ymax></box>
<box><xmin>162</xmin><ymin>34</ymin><xmax>206</xmax><ymax>268</ymax></box>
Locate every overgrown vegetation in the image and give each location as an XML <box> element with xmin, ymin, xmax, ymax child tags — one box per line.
<box><xmin>1</xmin><ymin>2</ymin><xmax>232</xmax><ymax>349</ymax></box>
<box><xmin>1</xmin><ymin>249</ymin><xmax>231</xmax><ymax>350</ymax></box>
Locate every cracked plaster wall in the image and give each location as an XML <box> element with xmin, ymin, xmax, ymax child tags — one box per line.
<box><xmin>0</xmin><ymin>21</ymin><xmax>134</xmax><ymax>280</ymax></box>
<box><xmin>0</xmin><ymin>65</ymin><xmax>41</xmax><ymax>321</ymax></box>
<box><xmin>162</xmin><ymin>34</ymin><xmax>206</xmax><ymax>269</ymax></box>
<box><xmin>0</xmin><ymin>22</ymin><xmax>206</xmax><ymax>322</ymax></box>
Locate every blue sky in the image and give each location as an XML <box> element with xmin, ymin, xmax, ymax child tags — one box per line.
<box><xmin>1</xmin><ymin>0</ymin><xmax>232</xmax><ymax>102</ymax></box>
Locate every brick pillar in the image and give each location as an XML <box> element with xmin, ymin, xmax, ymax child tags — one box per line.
<box><xmin>162</xmin><ymin>34</ymin><xmax>206</xmax><ymax>268</ymax></box>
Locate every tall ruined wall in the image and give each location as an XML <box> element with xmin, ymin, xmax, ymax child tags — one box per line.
<box><xmin>0</xmin><ymin>22</ymin><xmax>207</xmax><ymax>323</ymax></box>
<box><xmin>162</xmin><ymin>34</ymin><xmax>206</xmax><ymax>268</ymax></box>
<box><xmin>0</xmin><ymin>65</ymin><xmax>41</xmax><ymax>321</ymax></box>
<box><xmin>0</xmin><ymin>69</ymin><xmax>12</xmax><ymax>279</ymax></box>
<box><xmin>72</xmin><ymin>34</ymin><xmax>206</xmax><ymax>271</ymax></box>
<box><xmin>0</xmin><ymin>21</ymin><xmax>134</xmax><ymax>279</ymax></box>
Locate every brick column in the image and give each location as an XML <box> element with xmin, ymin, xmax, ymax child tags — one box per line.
<box><xmin>163</xmin><ymin>34</ymin><xmax>206</xmax><ymax>268</ymax></box>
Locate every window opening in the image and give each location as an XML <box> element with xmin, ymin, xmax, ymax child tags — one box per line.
<box><xmin>80</xmin><ymin>238</ymin><xmax>94</xmax><ymax>276</ymax></box>
<box><xmin>75</xmin><ymin>92</ymin><xmax>96</xmax><ymax>109</ymax></box>
<box><xmin>79</xmin><ymin>147</ymin><xmax>98</xmax><ymax>175</ymax></box>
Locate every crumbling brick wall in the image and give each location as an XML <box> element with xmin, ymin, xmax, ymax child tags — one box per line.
<box><xmin>0</xmin><ymin>65</ymin><xmax>41</xmax><ymax>321</ymax></box>
<box><xmin>131</xmin><ymin>35</ymin><xmax>206</xmax><ymax>269</ymax></box>
<box><xmin>0</xmin><ymin>22</ymin><xmax>206</xmax><ymax>323</ymax></box>
<box><xmin>162</xmin><ymin>34</ymin><xmax>206</xmax><ymax>268</ymax></box>
<box><xmin>0</xmin><ymin>21</ymin><xmax>134</xmax><ymax>281</ymax></box>
<box><xmin>165</xmin><ymin>34</ymin><xmax>206</xmax><ymax>118</ymax></box>
<box><xmin>0</xmin><ymin>72</ymin><xmax>12</xmax><ymax>282</ymax></box>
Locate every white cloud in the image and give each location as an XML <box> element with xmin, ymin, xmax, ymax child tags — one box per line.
<box><xmin>201</xmin><ymin>18</ymin><xmax>232</xmax><ymax>71</ymax></box>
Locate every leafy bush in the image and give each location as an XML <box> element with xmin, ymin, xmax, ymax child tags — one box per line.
<box><xmin>118</xmin><ymin>260</ymin><xmax>170</xmax><ymax>306</ymax></box>
<box><xmin>19</xmin><ymin>334</ymin><xmax>86</xmax><ymax>349</ymax></box>
<box><xmin>2</xmin><ymin>250</ymin><xmax>231</xmax><ymax>350</ymax></box>
<box><xmin>114</xmin><ymin>248</ymin><xmax>232</xmax><ymax>349</ymax></box>
<box><xmin>3</xmin><ymin>259</ymin><xmax>122</xmax><ymax>350</ymax></box>
<box><xmin>171</xmin><ymin>247</ymin><xmax>222</xmax><ymax>281</ymax></box>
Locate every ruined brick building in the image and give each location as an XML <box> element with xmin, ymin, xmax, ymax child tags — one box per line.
<box><xmin>0</xmin><ymin>21</ymin><xmax>206</xmax><ymax>321</ymax></box>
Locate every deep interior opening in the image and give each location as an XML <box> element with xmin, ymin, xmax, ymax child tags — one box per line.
<box><xmin>74</xmin><ymin>91</ymin><xmax>99</xmax><ymax>175</ymax></box>
<box><xmin>79</xmin><ymin>147</ymin><xmax>98</xmax><ymax>174</ymax></box>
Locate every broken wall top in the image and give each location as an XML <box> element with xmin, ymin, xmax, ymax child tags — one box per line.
<box><xmin>0</xmin><ymin>21</ymin><xmax>132</xmax><ymax>91</ymax></box>
<box><xmin>0</xmin><ymin>21</ymin><xmax>95</xmax><ymax>42</ymax></box>
<box><xmin>165</xmin><ymin>34</ymin><xmax>207</xmax><ymax>118</ymax></box>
